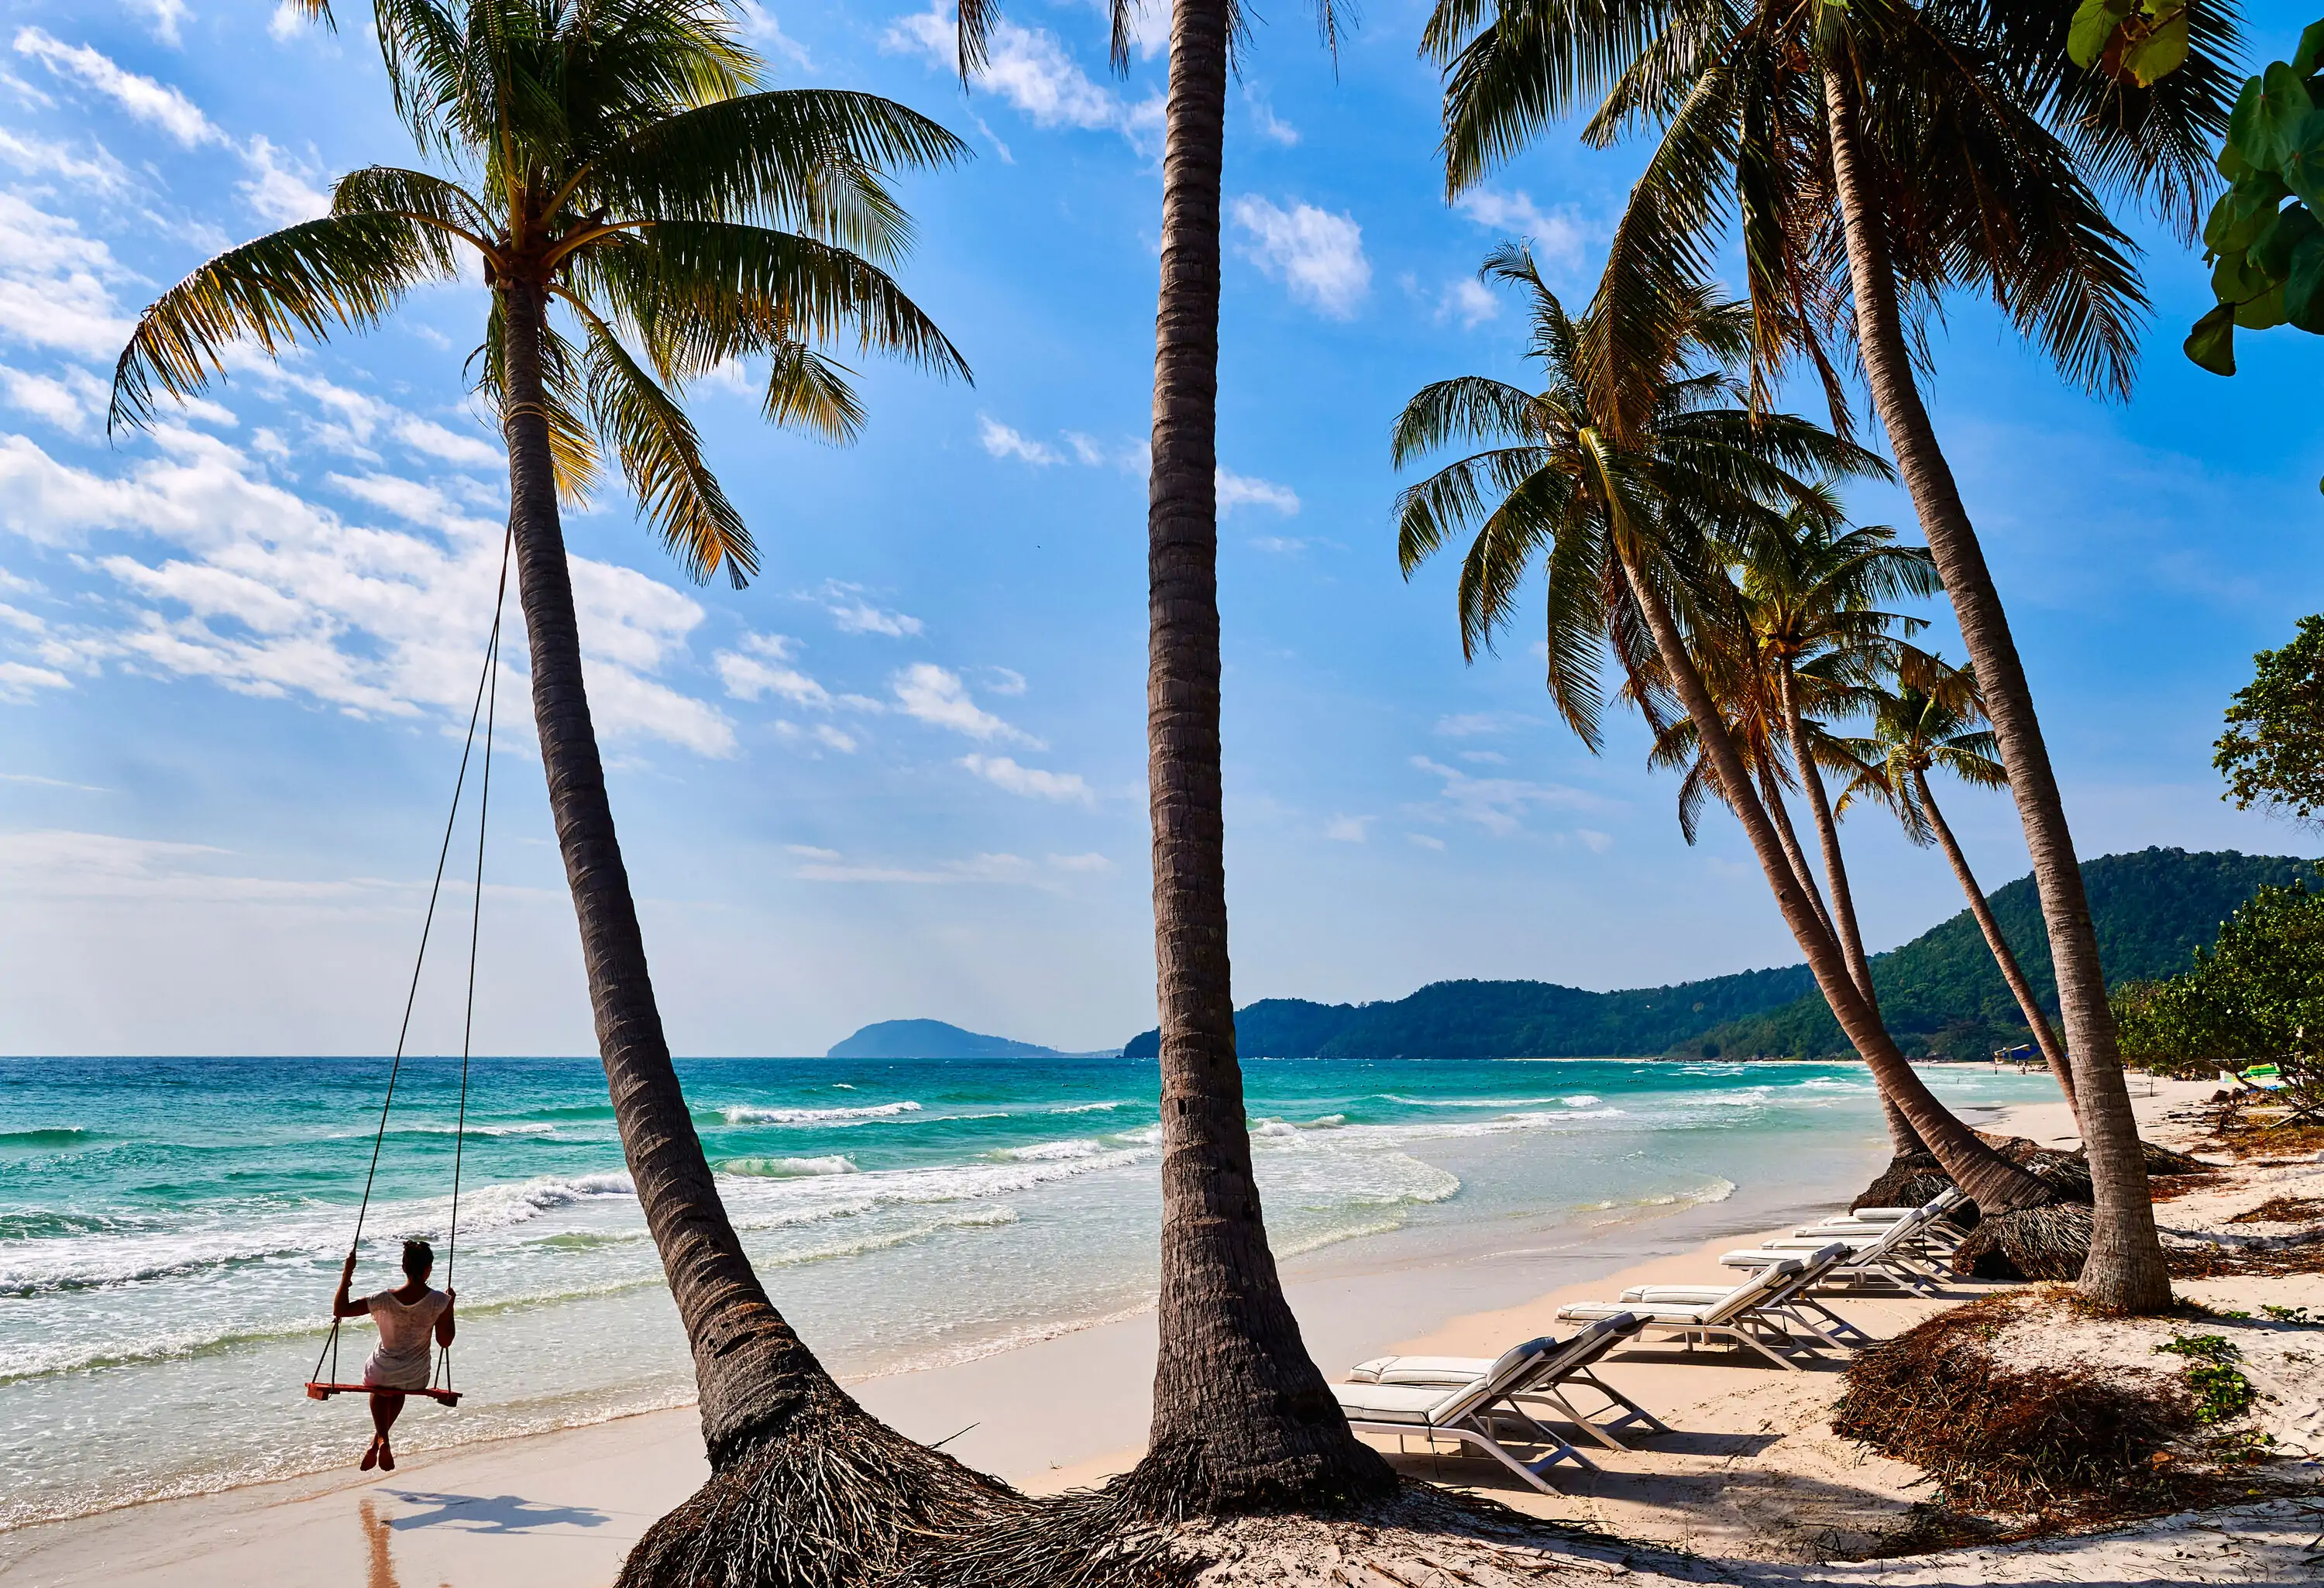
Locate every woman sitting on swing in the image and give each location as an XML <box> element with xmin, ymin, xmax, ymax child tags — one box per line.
<box><xmin>332</xmin><ymin>1239</ymin><xmax>455</xmax><ymax>1471</ymax></box>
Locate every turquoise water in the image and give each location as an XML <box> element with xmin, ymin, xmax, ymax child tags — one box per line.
<box><xmin>0</xmin><ymin>1054</ymin><xmax>2053</xmax><ymax>1528</ymax></box>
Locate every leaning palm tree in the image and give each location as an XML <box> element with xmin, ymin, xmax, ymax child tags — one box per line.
<box><xmin>1422</xmin><ymin>0</ymin><xmax>2207</xmax><ymax>1312</ymax></box>
<box><xmin>117</xmin><ymin>5</ymin><xmax>1006</xmax><ymax>1582</ymax></box>
<box><xmin>950</xmin><ymin>0</ymin><xmax>1393</xmax><ymax>1516</ymax></box>
<box><xmin>1393</xmin><ymin>244</ymin><xmax>2058</xmax><ymax>1211</ymax></box>
<box><xmin>1847</xmin><ymin>665</ymin><xmax>2077</xmax><ymax>1106</ymax></box>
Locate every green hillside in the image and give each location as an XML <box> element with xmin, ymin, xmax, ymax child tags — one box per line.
<box><xmin>1119</xmin><ymin>848</ymin><xmax>2315</xmax><ymax>1060</ymax></box>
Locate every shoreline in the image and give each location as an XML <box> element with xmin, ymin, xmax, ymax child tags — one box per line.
<box><xmin>0</xmin><ymin>1080</ymin><xmax>2051</xmax><ymax>1586</ymax></box>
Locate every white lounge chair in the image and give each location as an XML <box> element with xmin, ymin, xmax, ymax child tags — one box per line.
<box><xmin>1556</xmin><ymin>1254</ymin><xmax>1831</xmax><ymax>1371</ymax></box>
<box><xmin>1332</xmin><ymin>1315</ymin><xmax>1646</xmax><ymax>1489</ymax></box>
<box><xmin>1620</xmin><ymin>1243</ymin><xmax>1873</xmax><ymax>1352</ymax></box>
<box><xmin>1724</xmin><ymin>1200</ymin><xmax>1953</xmax><ymax>1293</ymax></box>
<box><xmin>1345</xmin><ymin>1317</ymin><xmax>1669</xmax><ymax>1452</ymax></box>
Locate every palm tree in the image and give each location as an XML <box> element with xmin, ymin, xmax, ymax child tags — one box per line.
<box><xmin>1847</xmin><ymin>665</ymin><xmax>2076</xmax><ymax>1106</ymax></box>
<box><xmin>1392</xmin><ymin>245</ymin><xmax>2056</xmax><ymax>1209</ymax></box>
<box><xmin>950</xmin><ymin>0</ymin><xmax>1392</xmax><ymax>1514</ymax></box>
<box><xmin>119</xmin><ymin>5</ymin><xmax>1005</xmax><ymax>1580</ymax></box>
<box><xmin>1422</xmin><ymin>0</ymin><xmax>2209</xmax><ymax>1311</ymax></box>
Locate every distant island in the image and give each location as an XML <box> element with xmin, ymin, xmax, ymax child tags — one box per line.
<box><xmin>1122</xmin><ymin>847</ymin><xmax>2317</xmax><ymax>1063</ymax></box>
<box><xmin>827</xmin><ymin>1019</ymin><xmax>1063</xmax><ymax>1059</ymax></box>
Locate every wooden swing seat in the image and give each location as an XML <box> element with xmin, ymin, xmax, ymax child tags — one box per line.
<box><xmin>306</xmin><ymin>1381</ymin><xmax>462</xmax><ymax>1406</ymax></box>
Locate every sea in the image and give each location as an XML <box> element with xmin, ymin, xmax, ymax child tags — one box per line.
<box><xmin>0</xmin><ymin>1053</ymin><xmax>2057</xmax><ymax>1530</ymax></box>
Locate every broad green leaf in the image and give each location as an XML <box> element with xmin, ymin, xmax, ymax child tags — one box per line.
<box><xmin>2228</xmin><ymin>75</ymin><xmax>2274</xmax><ymax>174</ymax></box>
<box><xmin>2257</xmin><ymin>63</ymin><xmax>2317</xmax><ymax>169</ymax></box>
<box><xmin>2124</xmin><ymin>14</ymin><xmax>2189</xmax><ymax>86</ymax></box>
<box><xmin>2295</xmin><ymin>19</ymin><xmax>2324</xmax><ymax>76</ymax></box>
<box><xmin>2285</xmin><ymin>108</ymin><xmax>2324</xmax><ymax>208</ymax></box>
<box><xmin>2235</xmin><ymin>280</ymin><xmax>2288</xmax><ymax>330</ymax></box>
<box><xmin>2212</xmin><ymin>249</ymin><xmax>2270</xmax><ymax>304</ymax></box>
<box><xmin>2185</xmin><ymin>303</ymin><xmax>2236</xmax><ymax>375</ymax></box>
<box><xmin>2069</xmin><ymin>0</ymin><xmax>2136</xmax><ymax>67</ymax></box>
<box><xmin>2288</xmin><ymin>232</ymin><xmax>2324</xmax><ymax>333</ymax></box>
<box><xmin>2219</xmin><ymin>139</ymin><xmax>2254</xmax><ymax>180</ymax></box>
<box><xmin>2253</xmin><ymin>200</ymin><xmax>2319</xmax><ymax>278</ymax></box>
<box><xmin>2208</xmin><ymin>171</ymin><xmax>2293</xmax><ymax>254</ymax></box>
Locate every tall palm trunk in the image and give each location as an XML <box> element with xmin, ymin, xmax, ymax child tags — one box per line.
<box><xmin>1913</xmin><ymin>768</ymin><xmax>2077</xmax><ymax>1110</ymax></box>
<box><xmin>500</xmin><ymin>280</ymin><xmax>851</xmax><ymax>1459</ymax></box>
<box><xmin>1820</xmin><ymin>62</ymin><xmax>2168</xmax><ymax>1309</ymax></box>
<box><xmin>1127</xmin><ymin>0</ymin><xmax>1391</xmax><ymax>1514</ymax></box>
<box><xmin>1779</xmin><ymin>669</ymin><xmax>1877</xmax><ymax>1003</ymax></box>
<box><xmin>1774</xmin><ymin>672</ymin><xmax>1926</xmax><ymax>1153</ymax></box>
<box><xmin>1616</xmin><ymin>545</ymin><xmax>2047</xmax><ymax>1206</ymax></box>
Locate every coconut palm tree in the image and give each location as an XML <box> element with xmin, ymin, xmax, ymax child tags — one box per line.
<box><xmin>1847</xmin><ymin>665</ymin><xmax>2076</xmax><ymax>1105</ymax></box>
<box><xmin>119</xmin><ymin>5</ymin><xmax>1004</xmax><ymax>1580</ymax></box>
<box><xmin>1393</xmin><ymin>244</ymin><xmax>2056</xmax><ymax>1208</ymax></box>
<box><xmin>1422</xmin><ymin>0</ymin><xmax>2206</xmax><ymax>1313</ymax></box>
<box><xmin>949</xmin><ymin>0</ymin><xmax>1392</xmax><ymax>1514</ymax></box>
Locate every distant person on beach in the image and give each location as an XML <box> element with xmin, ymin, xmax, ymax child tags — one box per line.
<box><xmin>332</xmin><ymin>1239</ymin><xmax>454</xmax><ymax>1472</ymax></box>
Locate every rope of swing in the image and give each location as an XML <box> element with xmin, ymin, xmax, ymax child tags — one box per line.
<box><xmin>313</xmin><ymin>528</ymin><xmax>513</xmax><ymax>1391</ymax></box>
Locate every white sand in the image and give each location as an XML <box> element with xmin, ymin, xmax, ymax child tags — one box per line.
<box><xmin>5</xmin><ymin>1072</ymin><xmax>2315</xmax><ymax>1588</ymax></box>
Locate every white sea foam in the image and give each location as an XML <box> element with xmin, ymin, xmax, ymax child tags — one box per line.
<box><xmin>989</xmin><ymin>1139</ymin><xmax>1109</xmax><ymax>1162</ymax></box>
<box><xmin>721</xmin><ymin>1155</ymin><xmax>859</xmax><ymax>1177</ymax></box>
<box><xmin>717</xmin><ymin>1101</ymin><xmax>923</xmax><ymax>1126</ymax></box>
<box><xmin>1053</xmin><ymin>1101</ymin><xmax>1126</xmax><ymax>1114</ymax></box>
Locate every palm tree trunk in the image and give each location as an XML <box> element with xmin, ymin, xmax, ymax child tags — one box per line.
<box><xmin>1779</xmin><ymin>669</ymin><xmax>1878</xmax><ymax>1004</ymax></box>
<box><xmin>1913</xmin><ymin>769</ymin><xmax>2078</xmax><ymax>1111</ymax></box>
<box><xmin>504</xmin><ymin>281</ymin><xmax>1015</xmax><ymax>1588</ymax></box>
<box><xmin>1616</xmin><ymin>547</ymin><xmax>2047</xmax><ymax>1206</ymax></box>
<box><xmin>1820</xmin><ymin>60</ymin><xmax>2168</xmax><ymax>1309</ymax></box>
<box><xmin>1123</xmin><ymin>0</ymin><xmax>1391</xmax><ymax>1516</ymax></box>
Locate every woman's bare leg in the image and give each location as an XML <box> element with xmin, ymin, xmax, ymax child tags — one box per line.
<box><xmin>368</xmin><ymin>1391</ymin><xmax>405</xmax><ymax>1470</ymax></box>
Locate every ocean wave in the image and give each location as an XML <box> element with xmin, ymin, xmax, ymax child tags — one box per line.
<box><xmin>0</xmin><ymin>1127</ymin><xmax>95</xmax><ymax>1148</ymax></box>
<box><xmin>395</xmin><ymin>1122</ymin><xmax>558</xmax><ymax>1138</ymax></box>
<box><xmin>1052</xmin><ymin>1101</ymin><xmax>1126</xmax><ymax>1114</ymax></box>
<box><xmin>1559</xmin><ymin>1095</ymin><xmax>1600</xmax><ymax>1107</ymax></box>
<box><xmin>988</xmin><ymin>1139</ymin><xmax>1109</xmax><ymax>1163</ymax></box>
<box><xmin>715</xmin><ymin>1101</ymin><xmax>923</xmax><ymax>1126</ymax></box>
<box><xmin>1377</xmin><ymin>1094</ymin><xmax>1579</xmax><ymax>1109</ymax></box>
<box><xmin>720</xmin><ymin>1155</ymin><xmax>858</xmax><ymax>1177</ymax></box>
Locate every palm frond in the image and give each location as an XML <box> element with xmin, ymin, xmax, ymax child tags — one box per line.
<box><xmin>112</xmin><ymin>212</ymin><xmax>461</xmax><ymax>431</ymax></box>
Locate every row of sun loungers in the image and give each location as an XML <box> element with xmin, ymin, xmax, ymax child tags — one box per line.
<box><xmin>1329</xmin><ymin>1191</ymin><xmax>1971</xmax><ymax>1490</ymax></box>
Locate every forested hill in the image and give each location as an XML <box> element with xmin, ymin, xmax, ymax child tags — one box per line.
<box><xmin>1118</xmin><ymin>848</ymin><xmax>2315</xmax><ymax>1061</ymax></box>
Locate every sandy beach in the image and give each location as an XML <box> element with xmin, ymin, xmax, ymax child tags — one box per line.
<box><xmin>3</xmin><ymin>1074</ymin><xmax>2315</xmax><ymax>1588</ymax></box>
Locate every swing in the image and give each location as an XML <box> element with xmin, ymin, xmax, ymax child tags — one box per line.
<box><xmin>306</xmin><ymin>534</ymin><xmax>510</xmax><ymax>1412</ymax></box>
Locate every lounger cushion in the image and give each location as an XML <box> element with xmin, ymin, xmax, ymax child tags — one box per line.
<box><xmin>1349</xmin><ymin>1354</ymin><xmax>1496</xmax><ymax>1386</ymax></box>
<box><xmin>1331</xmin><ymin>1381</ymin><xmax>1459</xmax><ymax>1425</ymax></box>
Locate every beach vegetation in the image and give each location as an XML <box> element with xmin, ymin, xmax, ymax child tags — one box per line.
<box><xmin>2215</xmin><ymin>614</ymin><xmax>2324</xmax><ymax>827</ymax></box>
<box><xmin>111</xmin><ymin>5</ymin><xmax>1047</xmax><ymax>1584</ymax></box>
<box><xmin>1387</xmin><ymin>242</ymin><xmax>2059</xmax><ymax>1219</ymax></box>
<box><xmin>1420</xmin><ymin>0</ymin><xmax>2248</xmax><ymax>1311</ymax></box>
<box><xmin>944</xmin><ymin>0</ymin><xmax>1400</xmax><ymax>1526</ymax></box>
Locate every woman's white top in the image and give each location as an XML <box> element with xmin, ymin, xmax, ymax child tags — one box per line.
<box><xmin>360</xmin><ymin>1287</ymin><xmax>449</xmax><ymax>1390</ymax></box>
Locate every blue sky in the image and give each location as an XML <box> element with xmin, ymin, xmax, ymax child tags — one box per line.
<box><xmin>0</xmin><ymin>0</ymin><xmax>2318</xmax><ymax>1058</ymax></box>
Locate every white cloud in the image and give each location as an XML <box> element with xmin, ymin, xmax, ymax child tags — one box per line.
<box><xmin>980</xmin><ymin>665</ymin><xmax>1026</xmax><ymax>696</ymax></box>
<box><xmin>1440</xmin><ymin>277</ymin><xmax>1500</xmax><ymax>329</ymax></box>
<box><xmin>1250</xmin><ymin>535</ymin><xmax>1307</xmax><ymax>554</ymax></box>
<box><xmin>0</xmin><ymin>659</ymin><xmax>69</xmax><ymax>700</ymax></box>
<box><xmin>14</xmin><ymin>29</ymin><xmax>225</xmax><ymax>147</ymax></box>
<box><xmin>892</xmin><ymin>662</ymin><xmax>1040</xmax><ymax>746</ymax></box>
<box><xmin>1409</xmin><ymin>754</ymin><xmax>1594</xmax><ymax>837</ymax></box>
<box><xmin>1453</xmin><ymin>189</ymin><xmax>1590</xmax><ymax>273</ymax></box>
<box><xmin>717</xmin><ymin>632</ymin><xmax>830</xmax><ymax>707</ymax></box>
<box><xmin>238</xmin><ymin>136</ymin><xmax>331</xmax><ymax>225</ymax></box>
<box><xmin>1325</xmin><ymin>814</ymin><xmax>1370</xmax><ymax>843</ymax></box>
<box><xmin>1408</xmin><ymin>833</ymin><xmax>1447</xmax><ymax>851</ymax></box>
<box><xmin>1047</xmin><ymin>851</ymin><xmax>1112</xmax><ymax>872</ymax></box>
<box><xmin>0</xmin><ymin>828</ymin><xmax>372</xmax><ymax>902</ymax></box>
<box><xmin>1216</xmin><ymin>467</ymin><xmax>1299</xmax><ymax>516</ymax></box>
<box><xmin>122</xmin><ymin>2</ymin><xmax>192</xmax><ymax>46</ymax></box>
<box><xmin>0</xmin><ymin>194</ymin><xmax>136</xmax><ymax>359</ymax></box>
<box><xmin>979</xmin><ymin>414</ymin><xmax>1062</xmax><ymax>466</ymax></box>
<box><xmin>1576</xmin><ymin>828</ymin><xmax>1614</xmax><ymax>854</ymax></box>
<box><xmin>0</xmin><ymin>364</ymin><xmax>110</xmax><ymax>433</ymax></box>
<box><xmin>789</xmin><ymin>846</ymin><xmax>1099</xmax><ymax>887</ymax></box>
<box><xmin>0</xmin><ymin>127</ymin><xmax>129</xmax><ymax>192</ymax></box>
<box><xmin>733</xmin><ymin>3</ymin><xmax>813</xmax><ymax>69</ymax></box>
<box><xmin>269</xmin><ymin>2</ymin><xmax>308</xmax><ymax>42</ymax></box>
<box><xmin>961</xmin><ymin>753</ymin><xmax>1093</xmax><ymax>804</ymax></box>
<box><xmin>1246</xmin><ymin>86</ymin><xmax>1298</xmax><ymax>146</ymax></box>
<box><xmin>0</xmin><ymin>426</ymin><xmax>735</xmax><ymax>755</ymax></box>
<box><xmin>810</xmin><ymin>723</ymin><xmax>858</xmax><ymax>752</ymax></box>
<box><xmin>1230</xmin><ymin>196</ymin><xmax>1370</xmax><ymax>318</ymax></box>
<box><xmin>817</xmin><ymin>581</ymin><xmax>923</xmax><ymax>637</ymax></box>
<box><xmin>1433</xmin><ymin>710</ymin><xmax>1537</xmax><ymax>737</ymax></box>
<box><xmin>885</xmin><ymin>4</ymin><xmax>1159</xmax><ymax>150</ymax></box>
<box><xmin>394</xmin><ymin>416</ymin><xmax>500</xmax><ymax>469</ymax></box>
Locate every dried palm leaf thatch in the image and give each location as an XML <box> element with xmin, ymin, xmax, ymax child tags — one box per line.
<box><xmin>1950</xmin><ymin>1204</ymin><xmax>2094</xmax><ymax>1280</ymax></box>
<box><xmin>617</xmin><ymin>1380</ymin><xmax>1033</xmax><ymax>1588</ymax></box>
<box><xmin>1833</xmin><ymin>1294</ymin><xmax>2195</xmax><ymax>1517</ymax></box>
